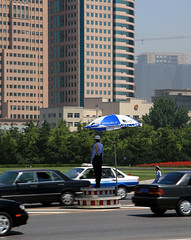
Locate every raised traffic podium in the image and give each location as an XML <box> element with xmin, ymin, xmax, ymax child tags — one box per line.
<box><xmin>76</xmin><ymin>187</ymin><xmax>121</xmax><ymax>209</ymax></box>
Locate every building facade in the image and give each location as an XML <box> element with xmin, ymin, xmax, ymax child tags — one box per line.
<box><xmin>48</xmin><ymin>0</ymin><xmax>135</xmax><ymax>107</ymax></box>
<box><xmin>40</xmin><ymin>97</ymin><xmax>152</xmax><ymax>131</ymax></box>
<box><xmin>0</xmin><ymin>0</ymin><xmax>48</xmax><ymax>124</ymax></box>
<box><xmin>136</xmin><ymin>53</ymin><xmax>187</xmax><ymax>65</ymax></box>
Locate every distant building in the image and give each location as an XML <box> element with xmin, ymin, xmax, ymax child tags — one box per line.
<box><xmin>152</xmin><ymin>89</ymin><xmax>191</xmax><ymax>114</ymax></box>
<box><xmin>136</xmin><ymin>53</ymin><xmax>187</xmax><ymax>65</ymax></box>
<box><xmin>40</xmin><ymin>97</ymin><xmax>152</xmax><ymax>131</ymax></box>
<box><xmin>135</xmin><ymin>53</ymin><xmax>191</xmax><ymax>101</ymax></box>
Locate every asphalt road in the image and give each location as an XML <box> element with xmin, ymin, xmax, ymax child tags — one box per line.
<box><xmin>4</xmin><ymin>198</ymin><xmax>191</xmax><ymax>240</ymax></box>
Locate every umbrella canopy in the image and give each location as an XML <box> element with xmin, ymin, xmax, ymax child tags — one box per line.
<box><xmin>85</xmin><ymin>114</ymin><xmax>141</xmax><ymax>131</ymax></box>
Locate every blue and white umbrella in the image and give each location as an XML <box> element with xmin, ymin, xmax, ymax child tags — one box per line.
<box><xmin>85</xmin><ymin>114</ymin><xmax>142</xmax><ymax>195</ymax></box>
<box><xmin>85</xmin><ymin>114</ymin><xmax>141</xmax><ymax>131</ymax></box>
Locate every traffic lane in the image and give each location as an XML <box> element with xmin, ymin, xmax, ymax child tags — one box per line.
<box><xmin>5</xmin><ymin>204</ymin><xmax>191</xmax><ymax>240</ymax></box>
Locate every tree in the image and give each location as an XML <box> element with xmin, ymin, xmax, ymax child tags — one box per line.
<box><xmin>143</xmin><ymin>97</ymin><xmax>190</xmax><ymax>130</ymax></box>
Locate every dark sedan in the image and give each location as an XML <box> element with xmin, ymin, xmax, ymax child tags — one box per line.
<box><xmin>0</xmin><ymin>199</ymin><xmax>28</xmax><ymax>236</ymax></box>
<box><xmin>132</xmin><ymin>171</ymin><xmax>191</xmax><ymax>216</ymax></box>
<box><xmin>0</xmin><ymin>169</ymin><xmax>90</xmax><ymax>206</ymax></box>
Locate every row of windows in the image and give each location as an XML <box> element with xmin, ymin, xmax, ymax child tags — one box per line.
<box><xmin>68</xmin><ymin>113</ymin><xmax>80</xmax><ymax>118</ymax></box>
<box><xmin>52</xmin><ymin>2</ymin><xmax>77</xmax><ymax>13</ymax></box>
<box><xmin>7</xmin><ymin>85</ymin><xmax>43</xmax><ymax>90</ymax></box>
<box><xmin>11</xmin><ymin>105</ymin><xmax>39</xmax><ymax>111</ymax></box>
<box><xmin>0</xmin><ymin>38</ymin><xmax>42</xmax><ymax>45</ymax></box>
<box><xmin>86</xmin><ymin>90</ymin><xmax>111</xmax><ymax>95</ymax></box>
<box><xmin>86</xmin><ymin>44</ymin><xmax>111</xmax><ymax>49</ymax></box>
<box><xmin>7</xmin><ymin>61</ymin><xmax>38</xmax><ymax>66</ymax></box>
<box><xmin>52</xmin><ymin>17</ymin><xmax>76</xmax><ymax>28</ymax></box>
<box><xmin>13</xmin><ymin>38</ymin><xmax>43</xmax><ymax>44</ymax></box>
<box><xmin>4</xmin><ymin>0</ymin><xmax>43</xmax><ymax>3</ymax></box>
<box><xmin>10</xmin><ymin>114</ymin><xmax>39</xmax><ymax>120</ymax></box>
<box><xmin>7</xmin><ymin>92</ymin><xmax>43</xmax><ymax>97</ymax></box>
<box><xmin>86</xmin><ymin>59</ymin><xmax>111</xmax><ymax>64</ymax></box>
<box><xmin>86</xmin><ymin>83</ymin><xmax>110</xmax><ymax>87</ymax></box>
<box><xmin>86</xmin><ymin>36</ymin><xmax>111</xmax><ymax>41</ymax></box>
<box><xmin>6</xmin><ymin>53</ymin><xmax>39</xmax><ymax>58</ymax></box>
<box><xmin>86</xmin><ymin>75</ymin><xmax>111</xmax><ymax>80</ymax></box>
<box><xmin>115</xmin><ymin>0</ymin><xmax>134</xmax><ymax>8</ymax></box>
<box><xmin>6</xmin><ymin>77</ymin><xmax>43</xmax><ymax>82</ymax></box>
<box><xmin>12</xmin><ymin>46</ymin><xmax>43</xmax><ymax>51</ymax></box>
<box><xmin>86</xmin><ymin>20</ymin><xmax>111</xmax><ymax>27</ymax></box>
<box><xmin>114</xmin><ymin>84</ymin><xmax>134</xmax><ymax>90</ymax></box>
<box><xmin>114</xmin><ymin>76</ymin><xmax>134</xmax><ymax>82</ymax></box>
<box><xmin>13</xmin><ymin>5</ymin><xmax>29</xmax><ymax>19</ymax></box>
<box><xmin>86</xmin><ymin>13</ymin><xmax>111</xmax><ymax>18</ymax></box>
<box><xmin>52</xmin><ymin>96</ymin><xmax>77</xmax><ymax>104</ymax></box>
<box><xmin>86</xmin><ymin>5</ymin><xmax>111</xmax><ymax>11</ymax></box>
<box><xmin>86</xmin><ymin>52</ymin><xmax>111</xmax><ymax>57</ymax></box>
<box><xmin>87</xmin><ymin>28</ymin><xmax>111</xmax><ymax>34</ymax></box>
<box><xmin>43</xmin><ymin>112</ymin><xmax>62</xmax><ymax>118</ymax></box>
<box><xmin>0</xmin><ymin>13</ymin><xmax>10</xmax><ymax>17</ymax></box>
<box><xmin>7</xmin><ymin>69</ymin><xmax>43</xmax><ymax>74</ymax></box>
<box><xmin>86</xmin><ymin>67</ymin><xmax>111</xmax><ymax>72</ymax></box>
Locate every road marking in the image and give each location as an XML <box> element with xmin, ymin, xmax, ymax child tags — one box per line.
<box><xmin>27</xmin><ymin>205</ymin><xmax>149</xmax><ymax>215</ymax></box>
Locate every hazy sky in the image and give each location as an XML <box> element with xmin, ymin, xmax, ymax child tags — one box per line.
<box><xmin>135</xmin><ymin>0</ymin><xmax>191</xmax><ymax>63</ymax></box>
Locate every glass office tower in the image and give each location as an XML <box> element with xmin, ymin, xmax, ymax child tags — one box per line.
<box><xmin>48</xmin><ymin>0</ymin><xmax>134</xmax><ymax>107</ymax></box>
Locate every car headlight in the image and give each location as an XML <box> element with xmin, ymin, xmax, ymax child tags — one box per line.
<box><xmin>19</xmin><ymin>204</ymin><xmax>25</xmax><ymax>211</ymax></box>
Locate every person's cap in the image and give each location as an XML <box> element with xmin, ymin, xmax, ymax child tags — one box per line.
<box><xmin>156</xmin><ymin>165</ymin><xmax>160</xmax><ymax>170</ymax></box>
<box><xmin>94</xmin><ymin>135</ymin><xmax>100</xmax><ymax>140</ymax></box>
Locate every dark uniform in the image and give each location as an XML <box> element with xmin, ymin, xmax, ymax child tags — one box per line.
<box><xmin>91</xmin><ymin>135</ymin><xmax>104</xmax><ymax>188</ymax></box>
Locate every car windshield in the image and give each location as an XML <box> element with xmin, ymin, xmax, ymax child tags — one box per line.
<box><xmin>157</xmin><ymin>172</ymin><xmax>184</xmax><ymax>185</ymax></box>
<box><xmin>65</xmin><ymin>168</ymin><xmax>84</xmax><ymax>178</ymax></box>
<box><xmin>0</xmin><ymin>172</ymin><xmax>18</xmax><ymax>184</ymax></box>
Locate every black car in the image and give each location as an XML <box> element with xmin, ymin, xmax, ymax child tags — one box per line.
<box><xmin>0</xmin><ymin>199</ymin><xmax>28</xmax><ymax>236</ymax></box>
<box><xmin>132</xmin><ymin>171</ymin><xmax>191</xmax><ymax>216</ymax></box>
<box><xmin>0</xmin><ymin>169</ymin><xmax>90</xmax><ymax>206</ymax></box>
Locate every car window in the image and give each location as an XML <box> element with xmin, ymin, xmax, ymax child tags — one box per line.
<box><xmin>158</xmin><ymin>172</ymin><xmax>184</xmax><ymax>185</ymax></box>
<box><xmin>17</xmin><ymin>172</ymin><xmax>35</xmax><ymax>183</ymax></box>
<box><xmin>65</xmin><ymin>168</ymin><xmax>84</xmax><ymax>178</ymax></box>
<box><xmin>0</xmin><ymin>172</ymin><xmax>18</xmax><ymax>184</ymax></box>
<box><xmin>37</xmin><ymin>172</ymin><xmax>52</xmax><ymax>182</ymax></box>
<box><xmin>117</xmin><ymin>170</ymin><xmax>124</xmax><ymax>178</ymax></box>
<box><xmin>51</xmin><ymin>172</ymin><xmax>63</xmax><ymax>181</ymax></box>
<box><xmin>82</xmin><ymin>169</ymin><xmax>95</xmax><ymax>179</ymax></box>
<box><xmin>102</xmin><ymin>169</ymin><xmax>114</xmax><ymax>178</ymax></box>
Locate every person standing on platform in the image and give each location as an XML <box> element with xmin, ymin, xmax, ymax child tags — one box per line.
<box><xmin>91</xmin><ymin>135</ymin><xmax>104</xmax><ymax>188</ymax></box>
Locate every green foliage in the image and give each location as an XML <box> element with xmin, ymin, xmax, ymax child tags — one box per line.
<box><xmin>1</xmin><ymin>115</ymin><xmax>191</xmax><ymax>166</ymax></box>
<box><xmin>143</xmin><ymin>97</ymin><xmax>190</xmax><ymax>130</ymax></box>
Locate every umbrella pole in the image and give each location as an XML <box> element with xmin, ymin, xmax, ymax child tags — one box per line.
<box><xmin>113</xmin><ymin>131</ymin><xmax>118</xmax><ymax>196</ymax></box>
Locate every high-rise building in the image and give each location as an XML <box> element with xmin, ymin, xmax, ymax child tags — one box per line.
<box><xmin>48</xmin><ymin>0</ymin><xmax>135</xmax><ymax>107</ymax></box>
<box><xmin>0</xmin><ymin>0</ymin><xmax>48</xmax><ymax>124</ymax></box>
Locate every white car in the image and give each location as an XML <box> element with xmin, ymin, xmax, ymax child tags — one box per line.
<box><xmin>65</xmin><ymin>164</ymin><xmax>139</xmax><ymax>199</ymax></box>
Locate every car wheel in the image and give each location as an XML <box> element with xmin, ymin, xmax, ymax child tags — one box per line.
<box><xmin>0</xmin><ymin>212</ymin><xmax>12</xmax><ymax>236</ymax></box>
<box><xmin>60</xmin><ymin>192</ymin><xmax>75</xmax><ymax>206</ymax></box>
<box><xmin>117</xmin><ymin>186</ymin><xmax>127</xmax><ymax>199</ymax></box>
<box><xmin>150</xmin><ymin>207</ymin><xmax>166</xmax><ymax>216</ymax></box>
<box><xmin>176</xmin><ymin>199</ymin><xmax>191</xmax><ymax>216</ymax></box>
